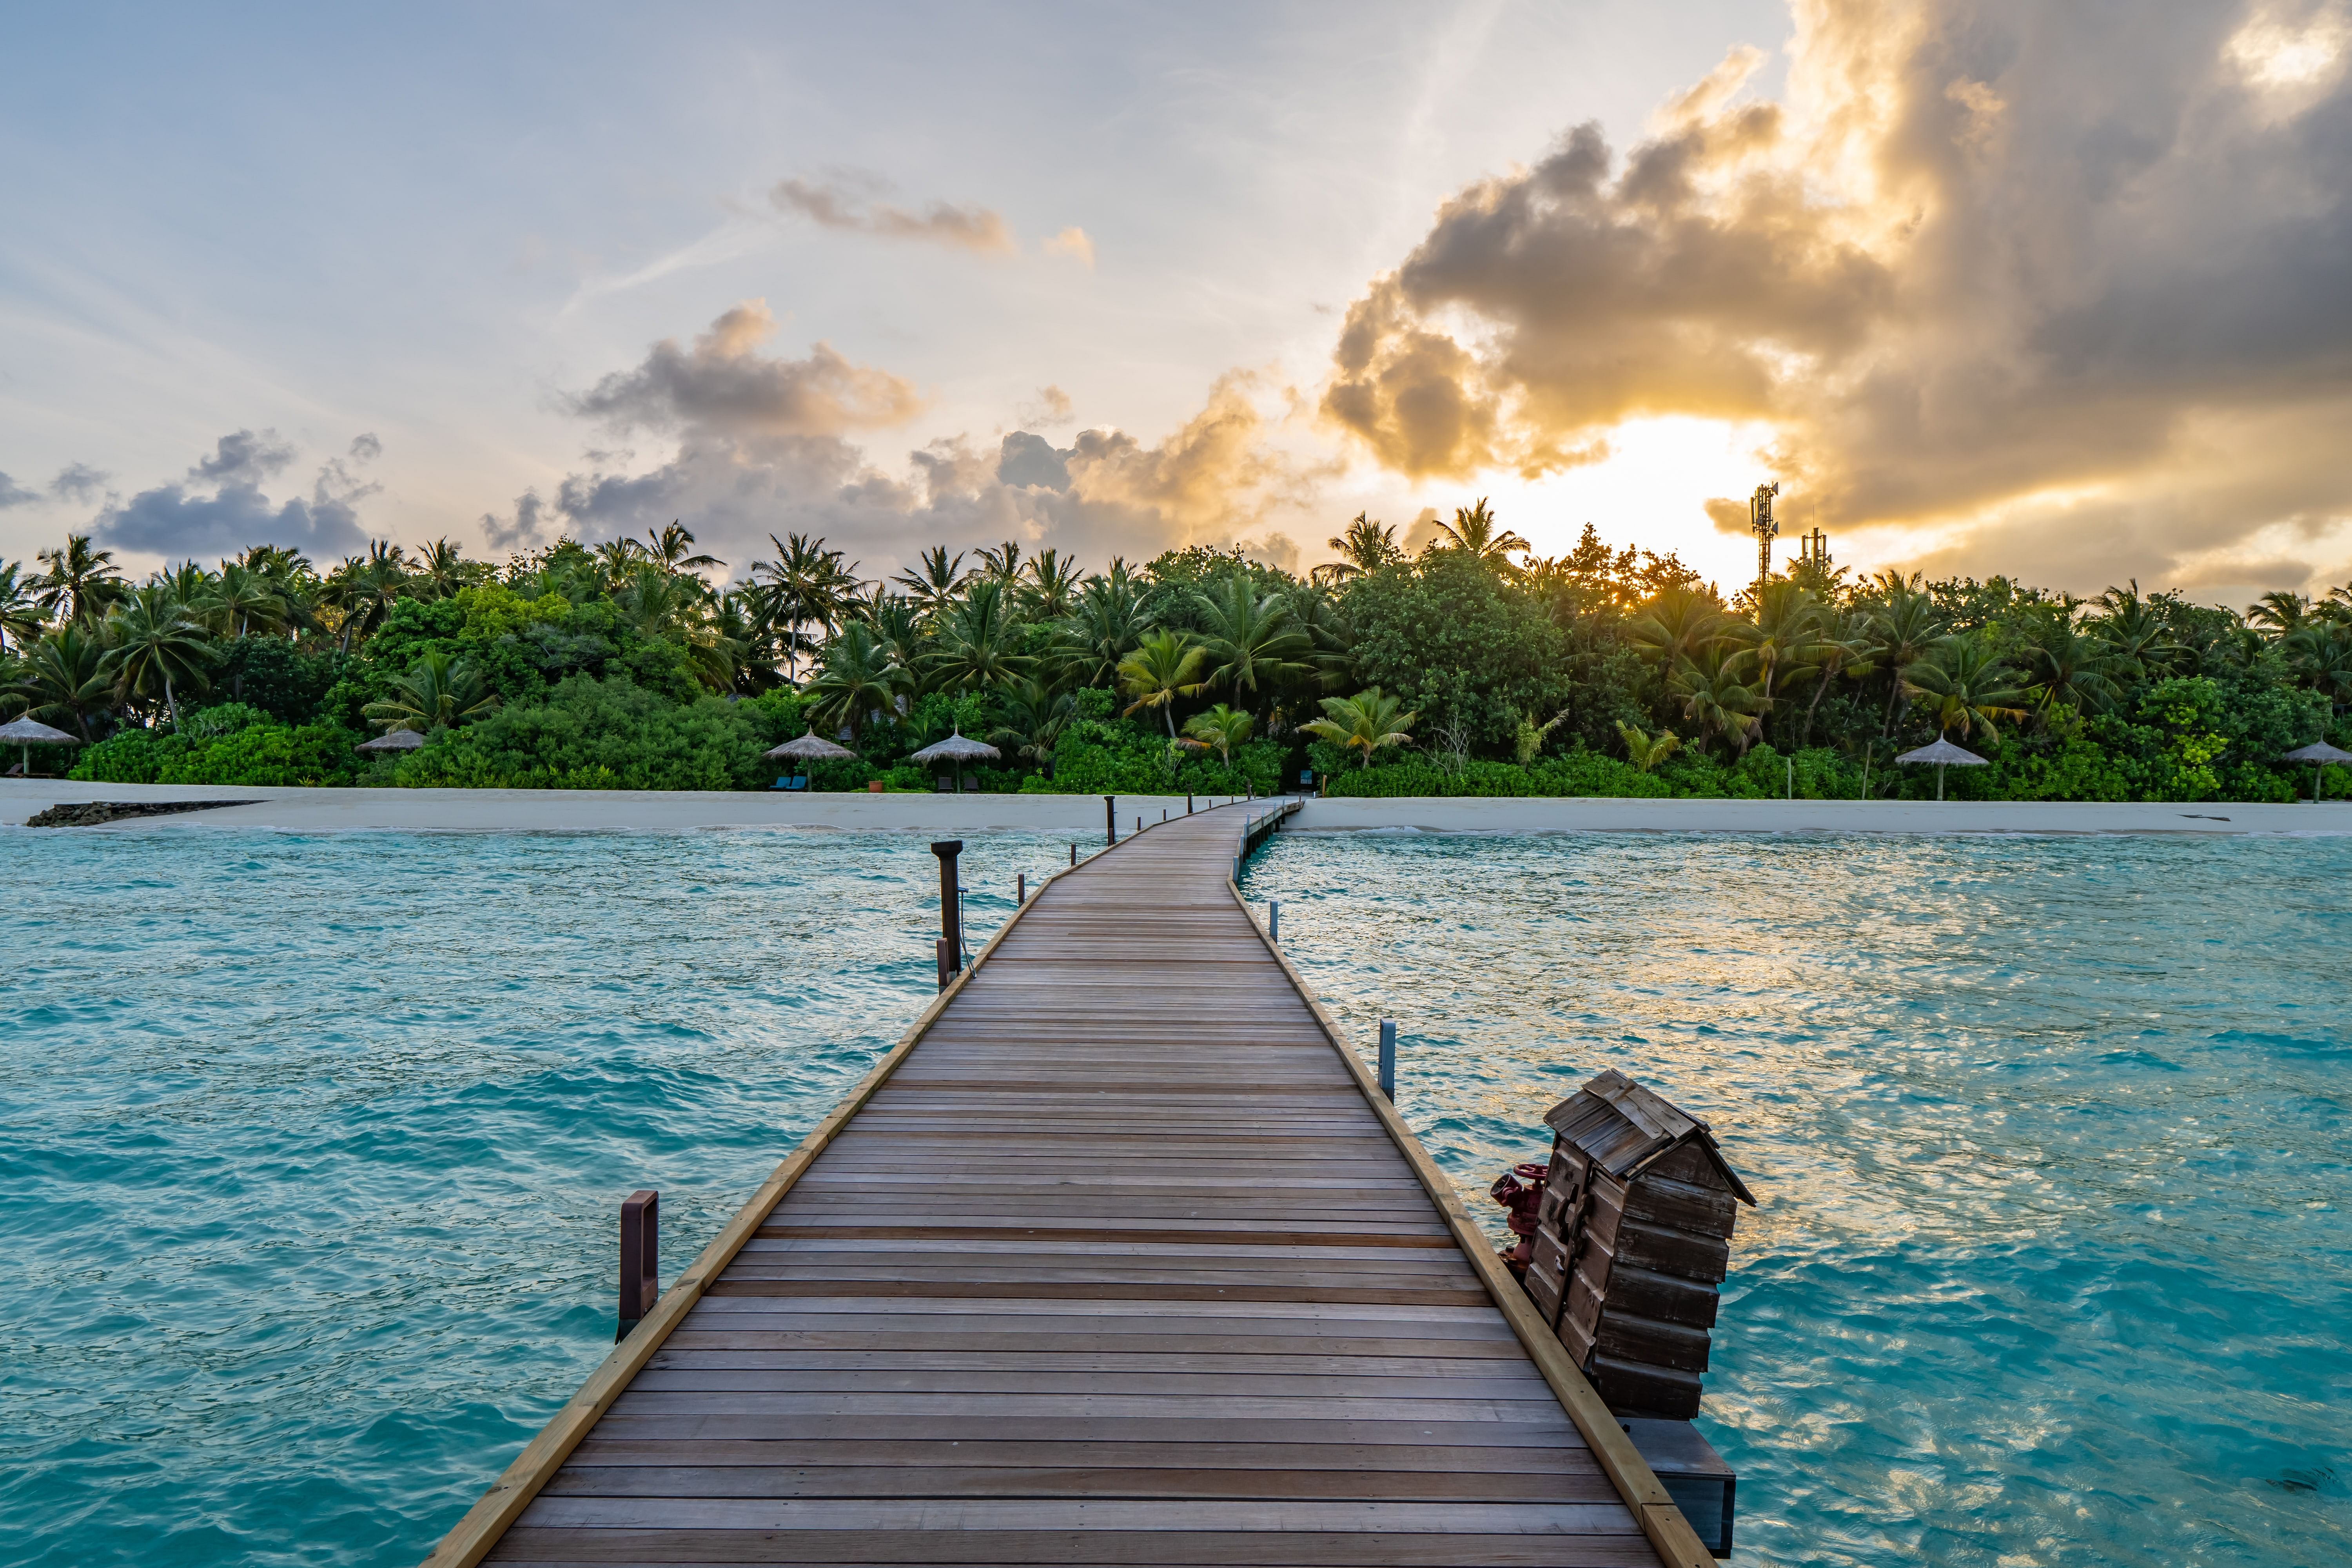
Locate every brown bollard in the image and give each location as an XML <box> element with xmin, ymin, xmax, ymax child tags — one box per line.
<box><xmin>930</xmin><ymin>840</ymin><xmax>963</xmax><ymax>983</ymax></box>
<box><xmin>618</xmin><ymin>1189</ymin><xmax>659</xmax><ymax>1341</ymax></box>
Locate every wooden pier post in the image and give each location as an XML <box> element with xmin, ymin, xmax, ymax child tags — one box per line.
<box><xmin>616</xmin><ymin>1189</ymin><xmax>657</xmax><ymax>1342</ymax></box>
<box><xmin>930</xmin><ymin>839</ymin><xmax>963</xmax><ymax>984</ymax></box>
<box><xmin>1378</xmin><ymin>1018</ymin><xmax>1397</xmax><ymax>1099</ymax></box>
<box><xmin>1269</xmin><ymin>900</ymin><xmax>1280</xmax><ymax>942</ymax></box>
<box><xmin>1103</xmin><ymin>795</ymin><xmax>1116</xmax><ymax>846</ymax></box>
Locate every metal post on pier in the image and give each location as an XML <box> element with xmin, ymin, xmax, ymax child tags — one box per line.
<box><xmin>1187</xmin><ymin>794</ymin><xmax>1194</xmax><ymax>814</ymax></box>
<box><xmin>1377</xmin><ymin>1020</ymin><xmax>1397</xmax><ymax>1100</ymax></box>
<box><xmin>1104</xmin><ymin>795</ymin><xmax>1116</xmax><ymax>846</ymax></box>
<box><xmin>617</xmin><ymin>1189</ymin><xmax>658</xmax><ymax>1341</ymax></box>
<box><xmin>930</xmin><ymin>839</ymin><xmax>964</xmax><ymax>987</ymax></box>
<box><xmin>1269</xmin><ymin>900</ymin><xmax>1280</xmax><ymax>942</ymax></box>
<box><xmin>1136</xmin><ymin>815</ymin><xmax>1143</xmax><ymax>835</ymax></box>
<box><xmin>1017</xmin><ymin>872</ymin><xmax>1026</xmax><ymax>904</ymax></box>
<box><xmin>1069</xmin><ymin>843</ymin><xmax>1076</xmax><ymax>866</ymax></box>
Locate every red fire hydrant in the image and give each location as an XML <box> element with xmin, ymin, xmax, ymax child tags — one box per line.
<box><xmin>1488</xmin><ymin>1161</ymin><xmax>1548</xmax><ymax>1277</ymax></box>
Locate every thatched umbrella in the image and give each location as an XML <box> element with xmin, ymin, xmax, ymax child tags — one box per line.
<box><xmin>2283</xmin><ymin>740</ymin><xmax>2352</xmax><ymax>803</ymax></box>
<box><xmin>0</xmin><ymin>715</ymin><xmax>80</xmax><ymax>777</ymax></box>
<box><xmin>908</xmin><ymin>728</ymin><xmax>1000</xmax><ymax>795</ymax></box>
<box><xmin>355</xmin><ymin>728</ymin><xmax>427</xmax><ymax>755</ymax></box>
<box><xmin>1895</xmin><ymin>735</ymin><xmax>1987</xmax><ymax>801</ymax></box>
<box><xmin>765</xmin><ymin>730</ymin><xmax>858</xmax><ymax>763</ymax></box>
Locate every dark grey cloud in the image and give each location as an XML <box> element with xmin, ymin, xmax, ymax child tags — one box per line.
<box><xmin>1325</xmin><ymin>0</ymin><xmax>2352</xmax><ymax>591</ymax></box>
<box><xmin>567</xmin><ymin>300</ymin><xmax>927</xmax><ymax>440</ymax></box>
<box><xmin>189</xmin><ymin>428</ymin><xmax>298</xmax><ymax>486</ymax></box>
<box><xmin>771</xmin><ymin>173</ymin><xmax>1016</xmax><ymax>254</ymax></box>
<box><xmin>996</xmin><ymin>431</ymin><xmax>1071</xmax><ymax>491</ymax></box>
<box><xmin>96</xmin><ymin>432</ymin><xmax>379</xmax><ymax>561</ymax></box>
<box><xmin>49</xmin><ymin>463</ymin><xmax>108</xmax><ymax>503</ymax></box>
<box><xmin>0</xmin><ymin>472</ymin><xmax>35</xmax><ymax>508</ymax></box>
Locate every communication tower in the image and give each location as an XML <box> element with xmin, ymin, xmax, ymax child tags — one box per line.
<box><xmin>1748</xmin><ymin>483</ymin><xmax>1780</xmax><ymax>590</ymax></box>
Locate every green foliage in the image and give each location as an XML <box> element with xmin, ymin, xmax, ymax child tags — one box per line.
<box><xmin>71</xmin><ymin>714</ymin><xmax>362</xmax><ymax>786</ymax></box>
<box><xmin>1343</xmin><ymin>553</ymin><xmax>1565</xmax><ymax>750</ymax></box>
<box><xmin>392</xmin><ymin>674</ymin><xmax>777</xmax><ymax>791</ymax></box>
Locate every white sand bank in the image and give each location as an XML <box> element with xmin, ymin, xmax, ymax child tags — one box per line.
<box><xmin>1293</xmin><ymin>797</ymin><xmax>2345</xmax><ymax>835</ymax></box>
<box><xmin>3</xmin><ymin>780</ymin><xmax>2342</xmax><ymax>835</ymax></box>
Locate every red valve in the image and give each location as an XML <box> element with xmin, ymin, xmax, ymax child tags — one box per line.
<box><xmin>1488</xmin><ymin>1160</ymin><xmax>1550</xmax><ymax>1274</ymax></box>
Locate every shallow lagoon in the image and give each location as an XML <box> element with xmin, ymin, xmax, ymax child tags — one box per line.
<box><xmin>1249</xmin><ymin>830</ymin><xmax>2352</xmax><ymax>1567</ymax></box>
<box><xmin>4</xmin><ymin>825</ymin><xmax>2347</xmax><ymax>1566</ymax></box>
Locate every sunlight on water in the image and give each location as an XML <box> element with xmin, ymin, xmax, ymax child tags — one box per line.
<box><xmin>0</xmin><ymin>828</ymin><xmax>1070</xmax><ymax>1568</ymax></box>
<box><xmin>1245</xmin><ymin>830</ymin><xmax>2352</xmax><ymax>1568</ymax></box>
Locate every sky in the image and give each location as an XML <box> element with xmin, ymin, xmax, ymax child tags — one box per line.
<box><xmin>3</xmin><ymin>0</ymin><xmax>2349</xmax><ymax>604</ymax></box>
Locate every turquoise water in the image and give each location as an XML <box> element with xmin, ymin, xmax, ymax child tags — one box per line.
<box><xmin>8</xmin><ymin>826</ymin><xmax>2348</xmax><ymax>1567</ymax></box>
<box><xmin>0</xmin><ymin>828</ymin><xmax>1069</xmax><ymax>1568</ymax></box>
<box><xmin>1245</xmin><ymin>830</ymin><xmax>2352</xmax><ymax>1568</ymax></box>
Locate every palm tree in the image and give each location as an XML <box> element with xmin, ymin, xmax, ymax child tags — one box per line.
<box><xmin>1055</xmin><ymin>563</ymin><xmax>1156</xmax><ymax>688</ymax></box>
<box><xmin>589</xmin><ymin>536</ymin><xmax>645</xmax><ymax>588</ymax></box>
<box><xmin>1017</xmin><ymin>548</ymin><xmax>1086</xmax><ymax>620</ymax></box>
<box><xmin>926</xmin><ymin>579</ymin><xmax>1031</xmax><ymax>691</ymax></box>
<box><xmin>159</xmin><ymin>560</ymin><xmax>216</xmax><ymax>611</ymax></box>
<box><xmin>989</xmin><ymin>676</ymin><xmax>1077</xmax><ymax>774</ymax></box>
<box><xmin>1181</xmin><ymin>703</ymin><xmax>1255</xmax><ymax>764</ymax></box>
<box><xmin>2247</xmin><ymin>591</ymin><xmax>2310</xmax><ymax>639</ymax></box>
<box><xmin>1313</xmin><ymin>513</ymin><xmax>1401</xmax><ymax>584</ymax></box>
<box><xmin>748</xmin><ymin>532</ymin><xmax>860</xmax><ymax>677</ymax></box>
<box><xmin>1432</xmin><ymin>498</ymin><xmax>1530</xmax><ymax>574</ymax></box>
<box><xmin>412</xmin><ymin>538</ymin><xmax>488</xmax><ymax>601</ymax></box>
<box><xmin>804</xmin><ymin>622</ymin><xmax>906</xmax><ymax>740</ymax></box>
<box><xmin>856</xmin><ymin>589</ymin><xmax>930</xmax><ymax>697</ymax></box>
<box><xmin>2090</xmin><ymin>581</ymin><xmax>2181</xmax><ymax>682</ymax></box>
<box><xmin>1615</xmin><ymin>720</ymin><xmax>1683</xmax><ymax>772</ymax></box>
<box><xmin>975</xmin><ymin>539</ymin><xmax>1025</xmax><ymax>586</ymax></box>
<box><xmin>1302</xmin><ymin>687</ymin><xmax>1417</xmax><ymax>766</ymax></box>
<box><xmin>1731</xmin><ymin>579</ymin><xmax>1828</xmax><ymax>717</ymax></box>
<box><xmin>1864</xmin><ymin>575</ymin><xmax>1950</xmax><ymax>734</ymax></box>
<box><xmin>35</xmin><ymin>535</ymin><xmax>126</xmax><ymax>625</ymax></box>
<box><xmin>1902</xmin><ymin>635</ymin><xmax>2032</xmax><ymax>740</ymax></box>
<box><xmin>1116</xmin><ymin>628</ymin><xmax>1209</xmax><ymax>735</ymax></box>
<box><xmin>1627</xmin><ymin>585</ymin><xmax>1729</xmax><ymax>666</ymax></box>
<box><xmin>324</xmin><ymin>542</ymin><xmax>412</xmax><ymax>652</ymax></box>
<box><xmin>1669</xmin><ymin>646</ymin><xmax>1764</xmax><ymax>756</ymax></box>
<box><xmin>363</xmin><ymin>651</ymin><xmax>501</xmax><ymax>733</ymax></box>
<box><xmin>2020</xmin><ymin>619</ymin><xmax>2123</xmax><ymax>717</ymax></box>
<box><xmin>643</xmin><ymin>521</ymin><xmax>722</xmax><ymax>578</ymax></box>
<box><xmin>1795</xmin><ymin>606</ymin><xmax>1873</xmax><ymax>747</ymax></box>
<box><xmin>2283</xmin><ymin>619</ymin><xmax>2352</xmax><ymax>711</ymax></box>
<box><xmin>615</xmin><ymin>566</ymin><xmax>738</xmax><ymax>690</ymax></box>
<box><xmin>18</xmin><ymin>624</ymin><xmax>113</xmax><ymax>739</ymax></box>
<box><xmin>100</xmin><ymin>585</ymin><xmax>216</xmax><ymax>726</ymax></box>
<box><xmin>211</xmin><ymin>562</ymin><xmax>289</xmax><ymax>639</ymax></box>
<box><xmin>0</xmin><ymin>560</ymin><xmax>47</xmax><ymax>652</ymax></box>
<box><xmin>1192</xmin><ymin>574</ymin><xmax>1312</xmax><ymax>702</ymax></box>
<box><xmin>891</xmin><ymin>545</ymin><xmax>971</xmax><ymax>622</ymax></box>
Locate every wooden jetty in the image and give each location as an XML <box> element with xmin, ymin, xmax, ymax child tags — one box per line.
<box><xmin>423</xmin><ymin>802</ymin><xmax>1713</xmax><ymax>1568</ymax></box>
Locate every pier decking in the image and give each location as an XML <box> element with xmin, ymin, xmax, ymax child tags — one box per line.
<box><xmin>425</xmin><ymin>804</ymin><xmax>1710</xmax><ymax>1568</ymax></box>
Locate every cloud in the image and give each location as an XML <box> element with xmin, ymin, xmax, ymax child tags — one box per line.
<box><xmin>535</xmin><ymin>308</ymin><xmax>1320</xmax><ymax>580</ymax></box>
<box><xmin>190</xmin><ymin>428</ymin><xmax>298</xmax><ymax>485</ymax></box>
<box><xmin>1042</xmin><ymin>227</ymin><xmax>1096</xmax><ymax>269</ymax></box>
<box><xmin>51</xmin><ymin>464</ymin><xmax>110</xmax><ymax>504</ymax></box>
<box><xmin>1323</xmin><ymin>0</ymin><xmax>2352</xmax><ymax>592</ymax></box>
<box><xmin>566</xmin><ymin>300</ymin><xmax>928</xmax><ymax>439</ymax></box>
<box><xmin>771</xmin><ymin>173</ymin><xmax>1016</xmax><ymax>254</ymax></box>
<box><xmin>97</xmin><ymin>433</ymin><xmax>379</xmax><ymax>561</ymax></box>
<box><xmin>1016</xmin><ymin>385</ymin><xmax>1075</xmax><ymax>428</ymax></box>
<box><xmin>0</xmin><ymin>472</ymin><xmax>34</xmax><ymax>508</ymax></box>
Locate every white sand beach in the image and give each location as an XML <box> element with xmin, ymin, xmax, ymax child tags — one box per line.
<box><xmin>4</xmin><ymin>779</ymin><xmax>2342</xmax><ymax>835</ymax></box>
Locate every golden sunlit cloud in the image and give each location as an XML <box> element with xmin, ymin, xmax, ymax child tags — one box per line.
<box><xmin>1042</xmin><ymin>227</ymin><xmax>1096</xmax><ymax>269</ymax></box>
<box><xmin>1318</xmin><ymin>0</ymin><xmax>2352</xmax><ymax>597</ymax></box>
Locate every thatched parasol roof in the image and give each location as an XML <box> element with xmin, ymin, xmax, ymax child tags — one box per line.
<box><xmin>765</xmin><ymin>730</ymin><xmax>858</xmax><ymax>763</ymax></box>
<box><xmin>2282</xmin><ymin>741</ymin><xmax>2352</xmax><ymax>764</ymax></box>
<box><xmin>0</xmin><ymin>716</ymin><xmax>80</xmax><ymax>745</ymax></box>
<box><xmin>909</xmin><ymin>728</ymin><xmax>1001</xmax><ymax>765</ymax></box>
<box><xmin>355</xmin><ymin>729</ymin><xmax>428</xmax><ymax>753</ymax></box>
<box><xmin>1895</xmin><ymin>736</ymin><xmax>1988</xmax><ymax>766</ymax></box>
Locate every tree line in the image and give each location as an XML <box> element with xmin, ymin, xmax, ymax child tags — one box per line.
<box><xmin>4</xmin><ymin>503</ymin><xmax>2347</xmax><ymax>800</ymax></box>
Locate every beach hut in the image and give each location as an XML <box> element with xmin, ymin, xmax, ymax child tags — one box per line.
<box><xmin>1524</xmin><ymin>1070</ymin><xmax>1755</xmax><ymax>1423</ymax></box>
<box><xmin>1895</xmin><ymin>734</ymin><xmax>1987</xmax><ymax>800</ymax></box>
<box><xmin>2282</xmin><ymin>740</ymin><xmax>2352</xmax><ymax>803</ymax></box>
<box><xmin>909</xmin><ymin>728</ymin><xmax>999</xmax><ymax>794</ymax></box>
<box><xmin>764</xmin><ymin>730</ymin><xmax>857</xmax><ymax>791</ymax></box>
<box><xmin>0</xmin><ymin>715</ymin><xmax>81</xmax><ymax>777</ymax></box>
<box><xmin>355</xmin><ymin>729</ymin><xmax>427</xmax><ymax>755</ymax></box>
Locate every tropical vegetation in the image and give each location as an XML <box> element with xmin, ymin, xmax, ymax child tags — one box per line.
<box><xmin>3</xmin><ymin>503</ymin><xmax>2346</xmax><ymax>801</ymax></box>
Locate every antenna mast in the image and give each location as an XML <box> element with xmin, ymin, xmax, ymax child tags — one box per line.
<box><xmin>1748</xmin><ymin>482</ymin><xmax>1780</xmax><ymax>592</ymax></box>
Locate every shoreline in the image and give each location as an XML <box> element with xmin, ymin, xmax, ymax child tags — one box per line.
<box><xmin>3</xmin><ymin>780</ymin><xmax>2344</xmax><ymax>835</ymax></box>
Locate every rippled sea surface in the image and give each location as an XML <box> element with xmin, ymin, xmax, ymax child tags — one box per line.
<box><xmin>0</xmin><ymin>827</ymin><xmax>1070</xmax><ymax>1568</ymax></box>
<box><xmin>1245</xmin><ymin>829</ymin><xmax>2352</xmax><ymax>1568</ymax></box>
<box><xmin>8</xmin><ymin>826</ymin><xmax>2348</xmax><ymax>1568</ymax></box>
